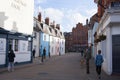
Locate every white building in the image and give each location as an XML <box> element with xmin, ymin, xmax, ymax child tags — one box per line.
<box><xmin>96</xmin><ymin>8</ymin><xmax>120</xmax><ymax>75</ymax></box>
<box><xmin>33</xmin><ymin>16</ymin><xmax>65</xmax><ymax>58</ymax></box>
<box><xmin>0</xmin><ymin>0</ymin><xmax>34</xmax><ymax>67</ymax></box>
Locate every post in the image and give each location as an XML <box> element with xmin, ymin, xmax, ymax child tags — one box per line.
<box><xmin>86</xmin><ymin>59</ymin><xmax>89</xmax><ymax>74</ymax></box>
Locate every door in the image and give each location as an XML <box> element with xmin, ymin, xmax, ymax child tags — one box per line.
<box><xmin>112</xmin><ymin>35</ymin><xmax>120</xmax><ymax>73</ymax></box>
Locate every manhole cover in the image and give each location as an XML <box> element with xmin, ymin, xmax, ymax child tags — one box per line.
<box><xmin>38</xmin><ymin>72</ymin><xmax>48</xmax><ymax>75</ymax></box>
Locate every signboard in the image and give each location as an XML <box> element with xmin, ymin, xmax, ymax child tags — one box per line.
<box><xmin>0</xmin><ymin>0</ymin><xmax>34</xmax><ymax>34</ymax></box>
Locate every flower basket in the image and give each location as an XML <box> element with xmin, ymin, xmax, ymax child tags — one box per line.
<box><xmin>94</xmin><ymin>38</ymin><xmax>101</xmax><ymax>43</ymax></box>
<box><xmin>99</xmin><ymin>34</ymin><xmax>106</xmax><ymax>41</ymax></box>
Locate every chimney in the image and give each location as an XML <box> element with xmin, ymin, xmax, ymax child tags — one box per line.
<box><xmin>38</xmin><ymin>12</ymin><xmax>41</xmax><ymax>22</ymax></box>
<box><xmin>56</xmin><ymin>24</ymin><xmax>60</xmax><ymax>30</ymax></box>
<box><xmin>86</xmin><ymin>19</ymin><xmax>88</xmax><ymax>25</ymax></box>
<box><xmin>50</xmin><ymin>21</ymin><xmax>55</xmax><ymax>29</ymax></box>
<box><xmin>45</xmin><ymin>17</ymin><xmax>49</xmax><ymax>25</ymax></box>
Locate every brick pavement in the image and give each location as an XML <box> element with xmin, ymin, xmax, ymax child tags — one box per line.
<box><xmin>0</xmin><ymin>53</ymin><xmax>120</xmax><ymax>80</ymax></box>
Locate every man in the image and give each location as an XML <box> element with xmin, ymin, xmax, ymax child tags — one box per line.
<box><xmin>32</xmin><ymin>49</ymin><xmax>36</xmax><ymax>58</ymax></box>
<box><xmin>84</xmin><ymin>47</ymin><xmax>91</xmax><ymax>74</ymax></box>
<box><xmin>8</xmin><ymin>49</ymin><xmax>15</xmax><ymax>72</ymax></box>
<box><xmin>95</xmin><ymin>50</ymin><xmax>104</xmax><ymax>79</ymax></box>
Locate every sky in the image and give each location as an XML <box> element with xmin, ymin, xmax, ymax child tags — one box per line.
<box><xmin>34</xmin><ymin>0</ymin><xmax>97</xmax><ymax>32</ymax></box>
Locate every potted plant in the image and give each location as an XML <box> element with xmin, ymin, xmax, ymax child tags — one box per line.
<box><xmin>99</xmin><ymin>34</ymin><xmax>106</xmax><ymax>41</ymax></box>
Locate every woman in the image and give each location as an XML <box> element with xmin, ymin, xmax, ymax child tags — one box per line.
<box><xmin>8</xmin><ymin>49</ymin><xmax>15</xmax><ymax>72</ymax></box>
<box><xmin>95</xmin><ymin>50</ymin><xmax>104</xmax><ymax>79</ymax></box>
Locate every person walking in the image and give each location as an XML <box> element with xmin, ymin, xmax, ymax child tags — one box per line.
<box><xmin>43</xmin><ymin>47</ymin><xmax>46</xmax><ymax>59</ymax></box>
<box><xmin>81</xmin><ymin>50</ymin><xmax>84</xmax><ymax>57</ymax></box>
<box><xmin>95</xmin><ymin>50</ymin><xmax>104</xmax><ymax>79</ymax></box>
<box><xmin>84</xmin><ymin>47</ymin><xmax>91</xmax><ymax>74</ymax></box>
<box><xmin>41</xmin><ymin>47</ymin><xmax>46</xmax><ymax>62</ymax></box>
<box><xmin>8</xmin><ymin>49</ymin><xmax>16</xmax><ymax>72</ymax></box>
<box><xmin>32</xmin><ymin>49</ymin><xmax>36</xmax><ymax>58</ymax></box>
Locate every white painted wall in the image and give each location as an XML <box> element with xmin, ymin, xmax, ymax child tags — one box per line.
<box><xmin>33</xmin><ymin>32</ymin><xmax>40</xmax><ymax>57</ymax></box>
<box><xmin>96</xmin><ymin>9</ymin><xmax>120</xmax><ymax>75</ymax></box>
<box><xmin>50</xmin><ymin>36</ymin><xmax>56</xmax><ymax>56</ymax></box>
<box><xmin>0</xmin><ymin>54</ymin><xmax>6</xmax><ymax>65</ymax></box>
<box><xmin>0</xmin><ymin>0</ymin><xmax>34</xmax><ymax>34</ymax></box>
<box><xmin>111</xmin><ymin>24</ymin><xmax>120</xmax><ymax>35</ymax></box>
<box><xmin>14</xmin><ymin>53</ymin><xmax>31</xmax><ymax>63</ymax></box>
<box><xmin>60</xmin><ymin>39</ymin><xmax>65</xmax><ymax>55</ymax></box>
<box><xmin>14</xmin><ymin>40</ymin><xmax>31</xmax><ymax>63</ymax></box>
<box><xmin>0</xmin><ymin>38</ymin><xmax>6</xmax><ymax>65</ymax></box>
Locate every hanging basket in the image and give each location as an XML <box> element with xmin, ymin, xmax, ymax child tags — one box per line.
<box><xmin>94</xmin><ymin>38</ymin><xmax>101</xmax><ymax>43</ymax></box>
<box><xmin>99</xmin><ymin>34</ymin><xmax>106</xmax><ymax>41</ymax></box>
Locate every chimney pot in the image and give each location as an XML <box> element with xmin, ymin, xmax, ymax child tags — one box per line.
<box><xmin>38</xmin><ymin>12</ymin><xmax>41</xmax><ymax>22</ymax></box>
<box><xmin>45</xmin><ymin>17</ymin><xmax>49</xmax><ymax>25</ymax></box>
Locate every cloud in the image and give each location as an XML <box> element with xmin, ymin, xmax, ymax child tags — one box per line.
<box><xmin>86</xmin><ymin>9</ymin><xmax>97</xmax><ymax>17</ymax></box>
<box><xmin>61</xmin><ymin>9</ymin><xmax>87</xmax><ymax>32</ymax></box>
<box><xmin>34</xmin><ymin>7</ymin><xmax>65</xmax><ymax>31</ymax></box>
<box><xmin>34</xmin><ymin>0</ymin><xmax>46</xmax><ymax>5</ymax></box>
<box><xmin>34</xmin><ymin>0</ymin><xmax>47</xmax><ymax>17</ymax></box>
<box><xmin>44</xmin><ymin>8</ymin><xmax>64</xmax><ymax>24</ymax></box>
<box><xmin>34</xmin><ymin>0</ymin><xmax>97</xmax><ymax>32</ymax></box>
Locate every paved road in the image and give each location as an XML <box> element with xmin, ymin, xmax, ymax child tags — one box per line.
<box><xmin>0</xmin><ymin>53</ymin><xmax>120</xmax><ymax>80</ymax></box>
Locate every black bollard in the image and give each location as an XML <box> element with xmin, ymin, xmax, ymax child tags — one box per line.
<box><xmin>86</xmin><ymin>59</ymin><xmax>89</xmax><ymax>74</ymax></box>
<box><xmin>41</xmin><ymin>54</ymin><xmax>44</xmax><ymax>62</ymax></box>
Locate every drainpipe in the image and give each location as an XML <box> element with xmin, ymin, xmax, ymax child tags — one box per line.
<box><xmin>5</xmin><ymin>33</ymin><xmax>9</xmax><ymax>67</ymax></box>
<box><xmin>28</xmin><ymin>36</ymin><xmax>33</xmax><ymax>63</ymax></box>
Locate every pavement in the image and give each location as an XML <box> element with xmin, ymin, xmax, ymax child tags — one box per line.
<box><xmin>0</xmin><ymin>53</ymin><xmax>120</xmax><ymax>80</ymax></box>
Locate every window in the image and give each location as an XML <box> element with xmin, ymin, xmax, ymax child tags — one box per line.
<box><xmin>28</xmin><ymin>41</ymin><xmax>31</xmax><ymax>51</ymax></box>
<box><xmin>34</xmin><ymin>32</ymin><xmax>37</xmax><ymax>39</ymax></box>
<box><xmin>8</xmin><ymin>39</ymin><xmax>13</xmax><ymax>51</ymax></box>
<box><xmin>14</xmin><ymin>39</ymin><xmax>18</xmax><ymax>51</ymax></box>
<box><xmin>55</xmin><ymin>30</ymin><xmax>57</xmax><ymax>35</ymax></box>
<box><xmin>44</xmin><ymin>35</ymin><xmax>46</xmax><ymax>41</ymax></box>
<box><xmin>49</xmin><ymin>28</ymin><xmax>52</xmax><ymax>33</ymax></box>
<box><xmin>52</xmin><ymin>37</ymin><xmax>54</xmax><ymax>44</ymax></box>
<box><xmin>40</xmin><ymin>23</ymin><xmax>43</xmax><ymax>29</ymax></box>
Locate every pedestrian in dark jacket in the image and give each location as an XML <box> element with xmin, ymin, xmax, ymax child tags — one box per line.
<box><xmin>43</xmin><ymin>47</ymin><xmax>46</xmax><ymax>59</ymax></box>
<box><xmin>8</xmin><ymin>49</ymin><xmax>15</xmax><ymax>72</ymax></box>
<box><xmin>32</xmin><ymin>49</ymin><xmax>36</xmax><ymax>58</ymax></box>
<box><xmin>84</xmin><ymin>47</ymin><xmax>91</xmax><ymax>74</ymax></box>
<box><xmin>95</xmin><ymin>50</ymin><xmax>104</xmax><ymax>79</ymax></box>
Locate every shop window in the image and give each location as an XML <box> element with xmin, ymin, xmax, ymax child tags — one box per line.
<box><xmin>28</xmin><ymin>41</ymin><xmax>31</xmax><ymax>51</ymax></box>
<box><xmin>8</xmin><ymin>39</ymin><xmax>13</xmax><ymax>51</ymax></box>
<box><xmin>14</xmin><ymin>39</ymin><xmax>18</xmax><ymax>51</ymax></box>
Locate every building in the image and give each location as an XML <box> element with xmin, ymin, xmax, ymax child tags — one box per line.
<box><xmin>0</xmin><ymin>27</ymin><xmax>32</xmax><ymax>67</ymax></box>
<box><xmin>64</xmin><ymin>32</ymin><xmax>72</xmax><ymax>52</ymax></box>
<box><xmin>33</xmin><ymin>13</ymin><xmax>65</xmax><ymax>58</ymax></box>
<box><xmin>0</xmin><ymin>0</ymin><xmax>34</xmax><ymax>67</ymax></box>
<box><xmin>87</xmin><ymin>13</ymin><xmax>99</xmax><ymax>57</ymax></box>
<box><xmin>95</xmin><ymin>0</ymin><xmax>120</xmax><ymax>21</ymax></box>
<box><xmin>64</xmin><ymin>23</ymin><xmax>88</xmax><ymax>52</ymax></box>
<box><xmin>94</xmin><ymin>0</ymin><xmax>120</xmax><ymax>75</ymax></box>
<box><xmin>72</xmin><ymin>23</ymin><xmax>88</xmax><ymax>52</ymax></box>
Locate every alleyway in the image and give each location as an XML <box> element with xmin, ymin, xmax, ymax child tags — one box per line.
<box><xmin>0</xmin><ymin>53</ymin><xmax>120</xmax><ymax>80</ymax></box>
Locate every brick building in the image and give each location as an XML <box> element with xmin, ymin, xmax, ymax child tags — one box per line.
<box><xmin>95</xmin><ymin>0</ymin><xmax>120</xmax><ymax>21</ymax></box>
<box><xmin>64</xmin><ymin>32</ymin><xmax>72</xmax><ymax>52</ymax></box>
<box><xmin>64</xmin><ymin>23</ymin><xmax>88</xmax><ymax>52</ymax></box>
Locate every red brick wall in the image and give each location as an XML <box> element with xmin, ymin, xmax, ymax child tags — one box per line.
<box><xmin>97</xmin><ymin>0</ymin><xmax>119</xmax><ymax>22</ymax></box>
<box><xmin>72</xmin><ymin>23</ymin><xmax>88</xmax><ymax>47</ymax></box>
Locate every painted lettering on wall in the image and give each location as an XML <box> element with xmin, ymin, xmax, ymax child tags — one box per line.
<box><xmin>11</xmin><ymin>0</ymin><xmax>27</xmax><ymax>11</ymax></box>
